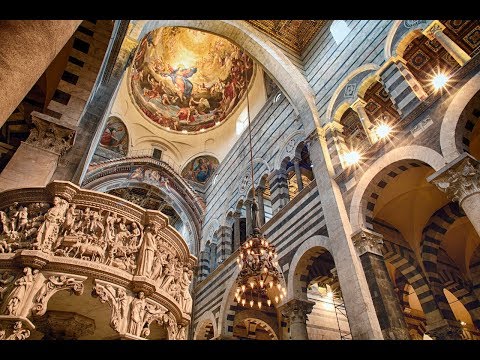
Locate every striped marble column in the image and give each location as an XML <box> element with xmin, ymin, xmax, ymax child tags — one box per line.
<box><xmin>267</xmin><ymin>170</ymin><xmax>290</xmax><ymax>215</ymax></box>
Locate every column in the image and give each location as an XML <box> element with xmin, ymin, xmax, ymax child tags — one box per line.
<box><xmin>428</xmin><ymin>153</ymin><xmax>480</xmax><ymax>237</ymax></box>
<box><xmin>352</xmin><ymin>228</ymin><xmax>410</xmax><ymax>340</ymax></box>
<box><xmin>0</xmin><ymin>20</ymin><xmax>81</xmax><ymax>126</ymax></box>
<box><xmin>0</xmin><ymin>111</ymin><xmax>76</xmax><ymax>192</ymax></box>
<box><xmin>351</xmin><ymin>99</ymin><xmax>377</xmax><ymax>144</ymax></box>
<box><xmin>306</xmin><ymin>127</ymin><xmax>383</xmax><ymax>339</ymax></box>
<box><xmin>245</xmin><ymin>199</ymin><xmax>252</xmax><ymax>237</ymax></box>
<box><xmin>34</xmin><ymin>310</ymin><xmax>95</xmax><ymax>340</ymax></box>
<box><xmin>256</xmin><ymin>186</ymin><xmax>266</xmax><ymax>227</ymax></box>
<box><xmin>279</xmin><ymin>298</ymin><xmax>315</xmax><ymax>340</ymax></box>
<box><xmin>293</xmin><ymin>157</ymin><xmax>304</xmax><ymax>191</ymax></box>
<box><xmin>378</xmin><ymin>58</ymin><xmax>427</xmax><ymax>119</ymax></box>
<box><xmin>198</xmin><ymin>250</ymin><xmax>210</xmax><ymax>280</ymax></box>
<box><xmin>233</xmin><ymin>211</ymin><xmax>241</xmax><ymax>251</ymax></box>
<box><xmin>322</xmin><ymin>122</ymin><xmax>348</xmax><ymax>174</ymax></box>
<box><xmin>423</xmin><ymin>20</ymin><xmax>471</xmax><ymax>66</ymax></box>
<box><xmin>217</xmin><ymin>226</ymin><xmax>232</xmax><ymax>263</ymax></box>
<box><xmin>267</xmin><ymin>170</ymin><xmax>290</xmax><ymax>215</ymax></box>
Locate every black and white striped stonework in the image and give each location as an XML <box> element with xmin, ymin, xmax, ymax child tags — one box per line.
<box><xmin>363</xmin><ymin>160</ymin><xmax>427</xmax><ymax>229</ymax></box>
<box><xmin>421</xmin><ymin>202</ymin><xmax>465</xmax><ymax>287</ymax></box>
<box><xmin>378</xmin><ymin>61</ymin><xmax>424</xmax><ymax>119</ymax></box>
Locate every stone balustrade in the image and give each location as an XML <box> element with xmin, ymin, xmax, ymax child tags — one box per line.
<box><xmin>0</xmin><ymin>181</ymin><xmax>196</xmax><ymax>340</ymax></box>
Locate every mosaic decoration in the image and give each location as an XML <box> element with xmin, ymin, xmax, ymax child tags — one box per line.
<box><xmin>181</xmin><ymin>155</ymin><xmax>219</xmax><ymax>184</ymax></box>
<box><xmin>99</xmin><ymin>118</ymin><xmax>128</xmax><ymax>155</ymax></box>
<box><xmin>130</xmin><ymin>27</ymin><xmax>254</xmax><ymax>133</ymax></box>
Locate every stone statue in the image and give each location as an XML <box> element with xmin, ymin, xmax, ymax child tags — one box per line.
<box><xmin>179</xmin><ymin>267</ymin><xmax>193</xmax><ymax>314</ymax></box>
<box><xmin>128</xmin><ymin>222</ymin><xmax>141</xmax><ymax>248</ymax></box>
<box><xmin>129</xmin><ymin>291</ymin><xmax>146</xmax><ymax>336</ymax></box>
<box><xmin>0</xmin><ymin>271</ymin><xmax>15</xmax><ymax>300</ymax></box>
<box><xmin>136</xmin><ymin>223</ymin><xmax>157</xmax><ymax>278</ymax></box>
<box><xmin>16</xmin><ymin>206</ymin><xmax>28</xmax><ymax>233</ymax></box>
<box><xmin>160</xmin><ymin>256</ymin><xmax>178</xmax><ymax>290</ymax></box>
<box><xmin>5</xmin><ymin>267</ymin><xmax>34</xmax><ymax>315</ymax></box>
<box><xmin>62</xmin><ymin>204</ymin><xmax>77</xmax><ymax>236</ymax></box>
<box><xmin>151</xmin><ymin>248</ymin><xmax>168</xmax><ymax>281</ymax></box>
<box><xmin>34</xmin><ymin>196</ymin><xmax>67</xmax><ymax>250</ymax></box>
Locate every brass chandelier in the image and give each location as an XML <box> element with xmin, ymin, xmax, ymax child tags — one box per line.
<box><xmin>234</xmin><ymin>56</ymin><xmax>286</xmax><ymax>309</ymax></box>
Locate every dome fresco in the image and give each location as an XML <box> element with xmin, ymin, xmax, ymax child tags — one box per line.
<box><xmin>130</xmin><ymin>27</ymin><xmax>255</xmax><ymax>133</ymax></box>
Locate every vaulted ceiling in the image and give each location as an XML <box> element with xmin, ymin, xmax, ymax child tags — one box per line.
<box><xmin>246</xmin><ymin>20</ymin><xmax>328</xmax><ymax>55</ymax></box>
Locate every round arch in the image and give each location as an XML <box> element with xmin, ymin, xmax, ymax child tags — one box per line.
<box><xmin>440</xmin><ymin>71</ymin><xmax>480</xmax><ymax>162</ymax></box>
<box><xmin>134</xmin><ymin>20</ymin><xmax>321</xmax><ymax>133</ymax></box>
<box><xmin>194</xmin><ymin>310</ymin><xmax>218</xmax><ymax>340</ymax></box>
<box><xmin>325</xmin><ymin>63</ymin><xmax>380</xmax><ymax>121</ymax></box>
<box><xmin>274</xmin><ymin>129</ymin><xmax>306</xmax><ymax>170</ymax></box>
<box><xmin>233</xmin><ymin>310</ymin><xmax>279</xmax><ymax>340</ymax></box>
<box><xmin>286</xmin><ymin>235</ymin><xmax>331</xmax><ymax>300</ymax></box>
<box><xmin>349</xmin><ymin>145</ymin><xmax>446</xmax><ymax>233</ymax></box>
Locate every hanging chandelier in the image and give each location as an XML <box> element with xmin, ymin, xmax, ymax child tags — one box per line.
<box><xmin>234</xmin><ymin>55</ymin><xmax>286</xmax><ymax>310</ymax></box>
<box><xmin>235</xmin><ymin>225</ymin><xmax>286</xmax><ymax>308</ymax></box>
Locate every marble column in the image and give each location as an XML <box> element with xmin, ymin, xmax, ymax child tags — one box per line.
<box><xmin>428</xmin><ymin>153</ymin><xmax>480</xmax><ymax>237</ymax></box>
<box><xmin>352</xmin><ymin>228</ymin><xmax>410</xmax><ymax>340</ymax></box>
<box><xmin>34</xmin><ymin>310</ymin><xmax>95</xmax><ymax>340</ymax></box>
<box><xmin>423</xmin><ymin>20</ymin><xmax>471</xmax><ymax>66</ymax></box>
<box><xmin>256</xmin><ymin>186</ymin><xmax>266</xmax><ymax>227</ymax></box>
<box><xmin>293</xmin><ymin>157</ymin><xmax>304</xmax><ymax>191</ymax></box>
<box><xmin>267</xmin><ymin>170</ymin><xmax>290</xmax><ymax>215</ymax></box>
<box><xmin>0</xmin><ymin>111</ymin><xmax>75</xmax><ymax>192</ymax></box>
<box><xmin>0</xmin><ymin>20</ymin><xmax>81</xmax><ymax>126</ymax></box>
<box><xmin>233</xmin><ymin>211</ymin><xmax>241</xmax><ymax>251</ymax></box>
<box><xmin>306</xmin><ymin>127</ymin><xmax>383</xmax><ymax>339</ymax></box>
<box><xmin>245</xmin><ymin>199</ymin><xmax>252</xmax><ymax>236</ymax></box>
<box><xmin>217</xmin><ymin>225</ymin><xmax>232</xmax><ymax>262</ymax></box>
<box><xmin>351</xmin><ymin>99</ymin><xmax>377</xmax><ymax>144</ymax></box>
<box><xmin>279</xmin><ymin>298</ymin><xmax>315</xmax><ymax>340</ymax></box>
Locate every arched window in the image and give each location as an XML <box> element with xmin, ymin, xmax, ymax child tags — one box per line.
<box><xmin>330</xmin><ymin>20</ymin><xmax>351</xmax><ymax>45</ymax></box>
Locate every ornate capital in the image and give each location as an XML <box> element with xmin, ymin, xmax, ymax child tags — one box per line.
<box><xmin>307</xmin><ymin>126</ymin><xmax>326</xmax><ymax>144</ymax></box>
<box><xmin>323</xmin><ymin>121</ymin><xmax>344</xmax><ymax>134</ymax></box>
<box><xmin>25</xmin><ymin>111</ymin><xmax>76</xmax><ymax>156</ymax></box>
<box><xmin>0</xmin><ymin>316</ymin><xmax>34</xmax><ymax>340</ymax></box>
<box><xmin>352</xmin><ymin>228</ymin><xmax>384</xmax><ymax>256</ymax></box>
<box><xmin>279</xmin><ymin>298</ymin><xmax>315</xmax><ymax>323</ymax></box>
<box><xmin>428</xmin><ymin>154</ymin><xmax>480</xmax><ymax>205</ymax></box>
<box><xmin>34</xmin><ymin>310</ymin><xmax>95</xmax><ymax>339</ymax></box>
<box><xmin>351</xmin><ymin>98</ymin><xmax>367</xmax><ymax>112</ymax></box>
<box><xmin>423</xmin><ymin>20</ymin><xmax>446</xmax><ymax>40</ymax></box>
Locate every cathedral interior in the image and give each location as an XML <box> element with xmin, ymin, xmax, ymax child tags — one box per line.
<box><xmin>0</xmin><ymin>19</ymin><xmax>480</xmax><ymax>341</ymax></box>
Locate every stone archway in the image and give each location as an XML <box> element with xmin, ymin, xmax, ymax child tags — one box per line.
<box><xmin>194</xmin><ymin>310</ymin><xmax>217</xmax><ymax>340</ymax></box>
<box><xmin>349</xmin><ymin>145</ymin><xmax>446</xmax><ymax>233</ymax></box>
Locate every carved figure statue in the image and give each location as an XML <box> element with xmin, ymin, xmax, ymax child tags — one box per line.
<box><xmin>34</xmin><ymin>197</ymin><xmax>66</xmax><ymax>250</ymax></box>
<box><xmin>5</xmin><ymin>267</ymin><xmax>34</xmax><ymax>315</ymax></box>
<box><xmin>129</xmin><ymin>291</ymin><xmax>146</xmax><ymax>336</ymax></box>
<box><xmin>136</xmin><ymin>224</ymin><xmax>157</xmax><ymax>278</ymax></box>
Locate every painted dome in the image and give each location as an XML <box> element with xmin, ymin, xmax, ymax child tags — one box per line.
<box><xmin>130</xmin><ymin>27</ymin><xmax>254</xmax><ymax>133</ymax></box>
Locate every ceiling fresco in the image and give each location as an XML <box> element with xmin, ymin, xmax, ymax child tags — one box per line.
<box><xmin>130</xmin><ymin>27</ymin><xmax>254</xmax><ymax>133</ymax></box>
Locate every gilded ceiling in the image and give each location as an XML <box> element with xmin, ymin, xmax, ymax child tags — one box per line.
<box><xmin>130</xmin><ymin>27</ymin><xmax>254</xmax><ymax>133</ymax></box>
<box><xmin>246</xmin><ymin>20</ymin><xmax>328</xmax><ymax>54</ymax></box>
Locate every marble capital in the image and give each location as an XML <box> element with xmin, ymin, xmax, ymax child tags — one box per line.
<box><xmin>352</xmin><ymin>228</ymin><xmax>384</xmax><ymax>257</ymax></box>
<box><xmin>25</xmin><ymin>111</ymin><xmax>76</xmax><ymax>156</ymax></box>
<box><xmin>427</xmin><ymin>153</ymin><xmax>480</xmax><ymax>205</ymax></box>
<box><xmin>423</xmin><ymin>20</ymin><xmax>446</xmax><ymax>40</ymax></box>
<box><xmin>279</xmin><ymin>298</ymin><xmax>315</xmax><ymax>322</ymax></box>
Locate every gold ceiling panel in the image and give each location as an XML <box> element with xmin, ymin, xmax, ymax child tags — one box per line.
<box><xmin>246</xmin><ymin>20</ymin><xmax>328</xmax><ymax>54</ymax></box>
